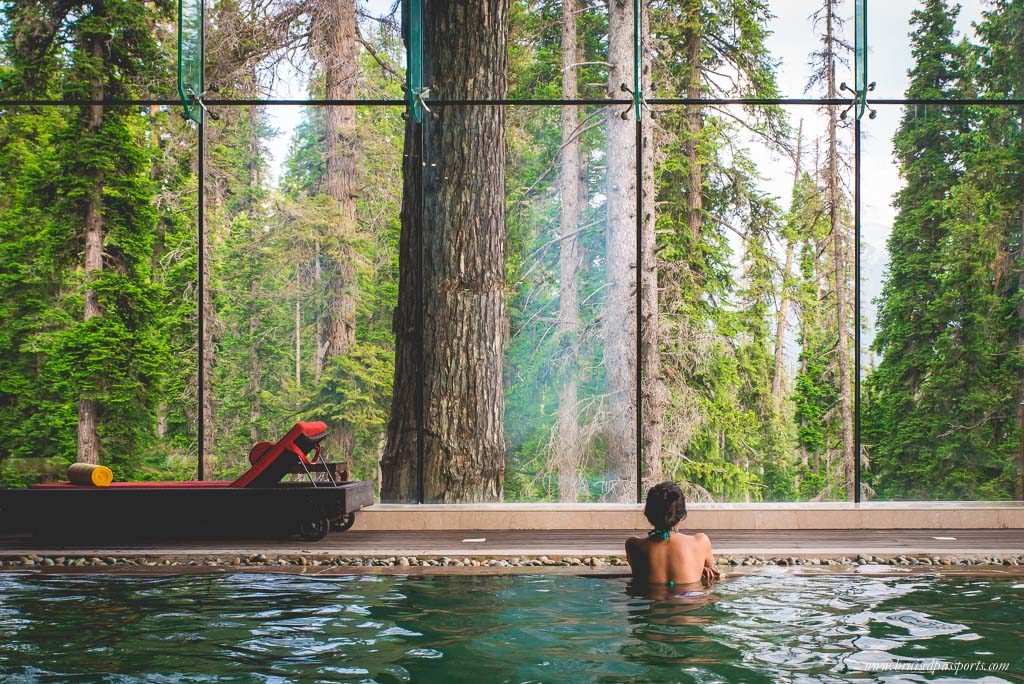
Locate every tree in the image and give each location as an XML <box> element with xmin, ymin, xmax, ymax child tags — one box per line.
<box><xmin>808</xmin><ymin>0</ymin><xmax>855</xmax><ymax>499</ymax></box>
<box><xmin>639</xmin><ymin>2</ymin><xmax>665</xmax><ymax>492</ymax></box>
<box><xmin>602</xmin><ymin>0</ymin><xmax>640</xmax><ymax>501</ymax></box>
<box><xmin>309</xmin><ymin>0</ymin><xmax>361</xmax><ymax>462</ymax></box>
<box><xmin>970</xmin><ymin>0</ymin><xmax>1024</xmax><ymax>499</ymax></box>
<box><xmin>864</xmin><ymin>0</ymin><xmax>967</xmax><ymax>498</ymax></box>
<box><xmin>772</xmin><ymin>121</ymin><xmax>804</xmax><ymax>409</ymax></box>
<box><xmin>1</xmin><ymin>0</ymin><xmax>171</xmax><ymax>472</ymax></box>
<box><xmin>555</xmin><ymin>0</ymin><xmax>585</xmax><ymax>501</ymax></box>
<box><xmin>381</xmin><ymin>0</ymin><xmax>509</xmax><ymax>502</ymax></box>
<box><xmin>791</xmin><ymin>164</ymin><xmax>838</xmax><ymax>497</ymax></box>
<box><xmin>648</xmin><ymin>0</ymin><xmax>787</xmax><ymax>502</ymax></box>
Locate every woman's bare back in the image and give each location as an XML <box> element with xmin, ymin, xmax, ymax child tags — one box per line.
<box><xmin>625</xmin><ymin>530</ymin><xmax>719</xmax><ymax>588</ymax></box>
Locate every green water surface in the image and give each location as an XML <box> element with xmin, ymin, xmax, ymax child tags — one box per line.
<box><xmin>0</xmin><ymin>572</ymin><xmax>1021</xmax><ymax>682</ymax></box>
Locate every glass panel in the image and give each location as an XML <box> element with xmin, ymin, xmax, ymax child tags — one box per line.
<box><xmin>178</xmin><ymin>0</ymin><xmax>204</xmax><ymax>122</ymax></box>
<box><xmin>649</xmin><ymin>0</ymin><xmax>854</xmax><ymax>101</ymax></box>
<box><xmin>502</xmin><ymin>105</ymin><xmax>630</xmax><ymax>502</ymax></box>
<box><xmin>509</xmin><ymin>0</ymin><xmax>610</xmax><ymax>101</ymax></box>
<box><xmin>383</xmin><ymin>103</ymin><xmax>635</xmax><ymax>503</ymax></box>
<box><xmin>207</xmin><ymin>1</ymin><xmax>404</xmax><ymax>102</ymax></box>
<box><xmin>0</xmin><ymin>105</ymin><xmax>198</xmax><ymax>486</ymax></box>
<box><xmin>377</xmin><ymin>0</ymin><xmax>618</xmax><ymax>105</ymax></box>
<box><xmin>206</xmin><ymin>105</ymin><xmax>402</xmax><ymax>488</ymax></box>
<box><xmin>867</xmin><ymin>0</ymin><xmax>987</xmax><ymax>101</ymax></box>
<box><xmin>861</xmin><ymin>104</ymin><xmax>1024</xmax><ymax>501</ymax></box>
<box><xmin>651</xmin><ymin>104</ymin><xmax>855</xmax><ymax>503</ymax></box>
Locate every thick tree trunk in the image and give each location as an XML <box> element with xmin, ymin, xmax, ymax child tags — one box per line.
<box><xmin>639</xmin><ymin>3</ymin><xmax>664</xmax><ymax>491</ymax></box>
<box><xmin>772</xmin><ymin>121</ymin><xmax>803</xmax><ymax>407</ymax></box>
<box><xmin>556</xmin><ymin>0</ymin><xmax>584</xmax><ymax>502</ymax></box>
<box><xmin>824</xmin><ymin>1</ymin><xmax>855</xmax><ymax>500</ymax></box>
<box><xmin>311</xmin><ymin>0</ymin><xmax>359</xmax><ymax>461</ymax></box>
<box><xmin>603</xmin><ymin>0</ymin><xmax>638</xmax><ymax>502</ymax></box>
<box><xmin>381</xmin><ymin>0</ymin><xmax>509</xmax><ymax>503</ymax></box>
<box><xmin>380</xmin><ymin>124</ymin><xmax>422</xmax><ymax>501</ymax></box>
<box><xmin>77</xmin><ymin>33</ymin><xmax>106</xmax><ymax>465</ymax></box>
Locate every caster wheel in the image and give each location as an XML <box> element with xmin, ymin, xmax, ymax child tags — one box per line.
<box><xmin>298</xmin><ymin>517</ymin><xmax>330</xmax><ymax>542</ymax></box>
<box><xmin>331</xmin><ymin>513</ymin><xmax>356</xmax><ymax>532</ymax></box>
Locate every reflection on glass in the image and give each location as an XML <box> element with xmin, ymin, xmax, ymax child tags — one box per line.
<box><xmin>503</xmin><ymin>106</ymin><xmax>626</xmax><ymax>502</ymax></box>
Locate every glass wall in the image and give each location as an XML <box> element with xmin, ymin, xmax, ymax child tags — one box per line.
<box><xmin>1</xmin><ymin>0</ymin><xmax>1020</xmax><ymax>502</ymax></box>
<box><xmin>0</xmin><ymin>103</ymin><xmax>198</xmax><ymax>484</ymax></box>
<box><xmin>206</xmin><ymin>104</ymin><xmax>403</xmax><ymax>483</ymax></box>
<box><xmin>861</xmin><ymin>102</ymin><xmax>1023</xmax><ymax>501</ymax></box>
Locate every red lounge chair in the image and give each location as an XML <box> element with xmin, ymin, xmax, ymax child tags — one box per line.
<box><xmin>28</xmin><ymin>421</ymin><xmax>332</xmax><ymax>490</ymax></box>
<box><xmin>233</xmin><ymin>420</ymin><xmax>330</xmax><ymax>488</ymax></box>
<box><xmin>0</xmin><ymin>422</ymin><xmax>373</xmax><ymax>542</ymax></box>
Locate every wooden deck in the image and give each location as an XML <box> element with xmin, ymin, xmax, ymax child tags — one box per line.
<box><xmin>3</xmin><ymin>528</ymin><xmax>1023</xmax><ymax>558</ymax></box>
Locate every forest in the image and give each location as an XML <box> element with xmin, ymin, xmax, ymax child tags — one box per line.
<box><xmin>0</xmin><ymin>0</ymin><xmax>1021</xmax><ymax>503</ymax></box>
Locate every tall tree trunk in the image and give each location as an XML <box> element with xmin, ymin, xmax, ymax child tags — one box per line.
<box><xmin>380</xmin><ymin>123</ymin><xmax>421</xmax><ymax>501</ymax></box>
<box><xmin>639</xmin><ymin>2</ymin><xmax>664</xmax><ymax>491</ymax></box>
<box><xmin>1018</xmin><ymin>96</ymin><xmax>1024</xmax><ymax>500</ymax></box>
<box><xmin>311</xmin><ymin>0</ymin><xmax>359</xmax><ymax>461</ymax></box>
<box><xmin>313</xmin><ymin>239</ymin><xmax>323</xmax><ymax>381</ymax></box>
<box><xmin>772</xmin><ymin>121</ymin><xmax>803</xmax><ymax>407</ymax></box>
<box><xmin>295</xmin><ymin>289</ymin><xmax>302</xmax><ymax>389</ymax></box>
<box><xmin>77</xmin><ymin>33</ymin><xmax>106</xmax><ymax>465</ymax></box>
<box><xmin>1018</xmin><ymin>198</ymin><xmax>1024</xmax><ymax>500</ymax></box>
<box><xmin>381</xmin><ymin>0</ymin><xmax>509</xmax><ymax>502</ymax></box>
<box><xmin>246</xmin><ymin>115</ymin><xmax>262</xmax><ymax>446</ymax></box>
<box><xmin>824</xmin><ymin>0</ymin><xmax>855</xmax><ymax>500</ymax></box>
<box><xmin>200</xmin><ymin>125</ymin><xmax>215</xmax><ymax>479</ymax></box>
<box><xmin>684</xmin><ymin>0</ymin><xmax>703</xmax><ymax>247</ymax></box>
<box><xmin>603</xmin><ymin>0</ymin><xmax>638</xmax><ymax>501</ymax></box>
<box><xmin>556</xmin><ymin>0</ymin><xmax>584</xmax><ymax>502</ymax></box>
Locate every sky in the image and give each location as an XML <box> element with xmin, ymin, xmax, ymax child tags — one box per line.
<box><xmin>259</xmin><ymin>0</ymin><xmax>988</xmax><ymax>360</ymax></box>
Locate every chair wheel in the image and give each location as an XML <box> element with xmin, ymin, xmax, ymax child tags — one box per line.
<box><xmin>331</xmin><ymin>513</ymin><xmax>355</xmax><ymax>532</ymax></box>
<box><xmin>298</xmin><ymin>517</ymin><xmax>330</xmax><ymax>542</ymax></box>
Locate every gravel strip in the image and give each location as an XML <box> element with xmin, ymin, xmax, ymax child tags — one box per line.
<box><xmin>1</xmin><ymin>553</ymin><xmax>1022</xmax><ymax>570</ymax></box>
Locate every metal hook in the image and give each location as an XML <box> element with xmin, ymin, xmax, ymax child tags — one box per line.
<box><xmin>417</xmin><ymin>86</ymin><xmax>433</xmax><ymax>115</ymax></box>
<box><xmin>838</xmin><ymin>81</ymin><xmax>877</xmax><ymax>120</ymax></box>
<box><xmin>194</xmin><ymin>96</ymin><xmax>220</xmax><ymax>121</ymax></box>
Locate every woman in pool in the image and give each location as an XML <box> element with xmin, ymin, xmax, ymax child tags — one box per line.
<box><xmin>625</xmin><ymin>482</ymin><xmax>720</xmax><ymax>590</ymax></box>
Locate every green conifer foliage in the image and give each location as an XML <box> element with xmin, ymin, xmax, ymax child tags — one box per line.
<box><xmin>865</xmin><ymin>0</ymin><xmax>1022</xmax><ymax>499</ymax></box>
<box><xmin>1</xmin><ymin>1</ymin><xmax>172</xmax><ymax>479</ymax></box>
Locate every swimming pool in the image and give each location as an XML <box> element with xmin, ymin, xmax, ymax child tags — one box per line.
<box><xmin>0</xmin><ymin>571</ymin><xmax>1020</xmax><ymax>681</ymax></box>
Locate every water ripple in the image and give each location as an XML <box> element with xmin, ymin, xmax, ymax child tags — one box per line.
<box><xmin>0</xmin><ymin>573</ymin><xmax>1020</xmax><ymax>682</ymax></box>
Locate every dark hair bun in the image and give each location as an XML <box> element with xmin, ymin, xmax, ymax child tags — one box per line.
<box><xmin>643</xmin><ymin>481</ymin><xmax>687</xmax><ymax>533</ymax></box>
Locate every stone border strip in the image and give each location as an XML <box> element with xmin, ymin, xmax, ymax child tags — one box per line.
<box><xmin>3</xmin><ymin>552</ymin><xmax>1023</xmax><ymax>573</ymax></box>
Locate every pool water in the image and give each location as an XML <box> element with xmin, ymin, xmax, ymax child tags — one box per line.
<box><xmin>0</xmin><ymin>571</ymin><xmax>1020</xmax><ymax>682</ymax></box>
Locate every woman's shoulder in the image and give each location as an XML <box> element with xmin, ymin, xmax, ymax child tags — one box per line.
<box><xmin>677</xmin><ymin>531</ymin><xmax>712</xmax><ymax>547</ymax></box>
<box><xmin>625</xmin><ymin>534</ymin><xmax>648</xmax><ymax>549</ymax></box>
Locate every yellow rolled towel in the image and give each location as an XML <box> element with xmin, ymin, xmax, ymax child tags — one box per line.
<box><xmin>67</xmin><ymin>463</ymin><xmax>114</xmax><ymax>487</ymax></box>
